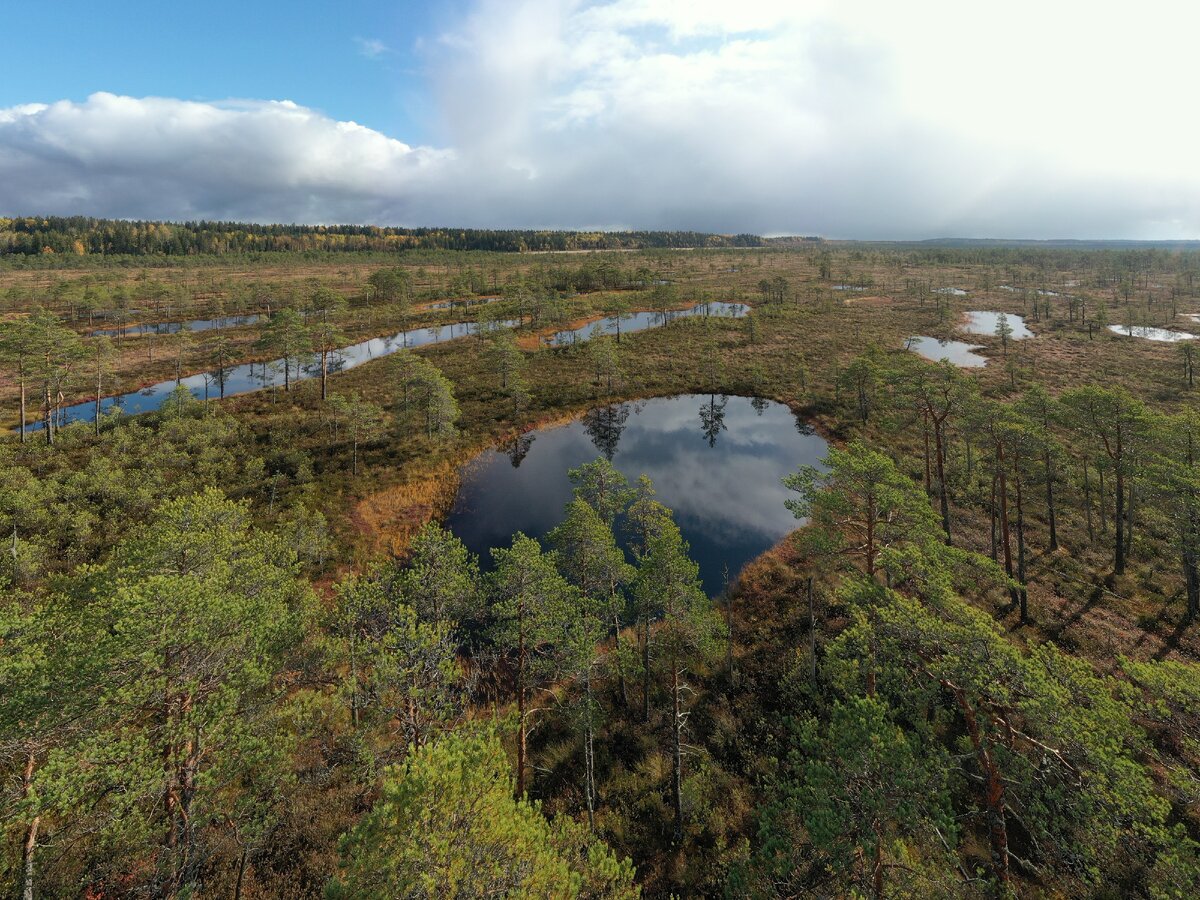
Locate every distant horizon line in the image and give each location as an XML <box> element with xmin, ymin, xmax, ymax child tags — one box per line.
<box><xmin>3</xmin><ymin>215</ymin><xmax>1199</xmax><ymax>248</ymax></box>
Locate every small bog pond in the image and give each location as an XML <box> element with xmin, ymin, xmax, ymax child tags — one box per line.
<box><xmin>961</xmin><ymin>311</ymin><xmax>1034</xmax><ymax>339</ymax></box>
<box><xmin>92</xmin><ymin>314</ymin><xmax>262</xmax><ymax>337</ymax></box>
<box><xmin>907</xmin><ymin>335</ymin><xmax>989</xmax><ymax>367</ymax></box>
<box><xmin>544</xmin><ymin>302</ymin><xmax>748</xmax><ymax>347</ymax></box>
<box><xmin>1109</xmin><ymin>324</ymin><xmax>1196</xmax><ymax>343</ymax></box>
<box><xmin>444</xmin><ymin>394</ymin><xmax>827</xmax><ymax>596</ymax></box>
<box><xmin>31</xmin><ymin>301</ymin><xmax>748</xmax><ymax>431</ymax></box>
<box><xmin>31</xmin><ymin>318</ymin><xmax>518</xmax><ymax>430</ymax></box>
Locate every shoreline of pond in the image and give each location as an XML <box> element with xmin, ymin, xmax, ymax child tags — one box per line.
<box><xmin>353</xmin><ymin>387</ymin><xmax>839</xmax><ymax>564</ymax></box>
<box><xmin>8</xmin><ymin>300</ymin><xmax>756</xmax><ymax>433</ymax></box>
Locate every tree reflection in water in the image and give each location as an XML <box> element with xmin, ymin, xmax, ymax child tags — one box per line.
<box><xmin>501</xmin><ymin>431</ymin><xmax>536</xmax><ymax>468</ymax></box>
<box><xmin>445</xmin><ymin>395</ymin><xmax>828</xmax><ymax>596</ymax></box>
<box><xmin>699</xmin><ymin>394</ymin><xmax>727</xmax><ymax>448</ymax></box>
<box><xmin>582</xmin><ymin>403</ymin><xmax>631</xmax><ymax>460</ymax></box>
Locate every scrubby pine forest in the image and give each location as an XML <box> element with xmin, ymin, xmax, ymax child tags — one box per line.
<box><xmin>0</xmin><ymin>217</ymin><xmax>765</xmax><ymax>258</ymax></box>
<box><xmin>2</xmin><ymin>231</ymin><xmax>1200</xmax><ymax>899</ymax></box>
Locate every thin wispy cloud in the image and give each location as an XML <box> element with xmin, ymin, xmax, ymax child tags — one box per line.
<box><xmin>1</xmin><ymin>0</ymin><xmax>1198</xmax><ymax>237</ymax></box>
<box><xmin>355</xmin><ymin>37</ymin><xmax>389</xmax><ymax>59</ymax></box>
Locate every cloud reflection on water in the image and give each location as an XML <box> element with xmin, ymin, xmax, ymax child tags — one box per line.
<box><xmin>445</xmin><ymin>394</ymin><xmax>828</xmax><ymax>596</ymax></box>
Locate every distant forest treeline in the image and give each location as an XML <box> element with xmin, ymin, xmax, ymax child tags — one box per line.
<box><xmin>0</xmin><ymin>216</ymin><xmax>765</xmax><ymax>256</ymax></box>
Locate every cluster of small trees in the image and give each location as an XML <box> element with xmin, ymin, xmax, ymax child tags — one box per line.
<box><xmin>0</xmin><ymin>309</ymin><xmax>85</xmax><ymax>441</ymax></box>
<box><xmin>1</xmin><ymin>255</ymin><xmax>711</xmax><ymax>447</ymax></box>
<box><xmin>1</xmin><ymin>455</ymin><xmax>725</xmax><ymax>895</ymax></box>
<box><xmin>2</xmin><ymin>490</ymin><xmax>317</xmax><ymax>896</ymax></box>
<box><xmin>738</xmin><ymin>442</ymin><xmax>1200</xmax><ymax>897</ymax></box>
<box><xmin>0</xmin><ymin>303</ymin><xmax>271</xmax><ymax>439</ymax></box>
<box><xmin>256</xmin><ymin>284</ymin><xmax>362</xmax><ymax>401</ymax></box>
<box><xmin>0</xmin><ymin>276</ymin><xmax>472</xmax><ymax>454</ymax></box>
<box><xmin>386</xmin><ymin>350</ymin><xmax>460</xmax><ymax>439</ymax></box>
<box><xmin>837</xmin><ymin>346</ymin><xmax>1200</xmax><ymax>623</ymax></box>
<box><xmin>319</xmin><ymin>459</ymin><xmax>726</xmax><ymax>892</ymax></box>
<box><xmin>0</xmin><ymin>390</ymin><xmax>333</xmax><ymax>581</ymax></box>
<box><xmin>756</xmin><ymin>275</ymin><xmax>790</xmax><ymax>305</ymax></box>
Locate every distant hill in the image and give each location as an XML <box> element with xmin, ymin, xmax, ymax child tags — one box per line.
<box><xmin>0</xmin><ymin>216</ymin><xmax>764</xmax><ymax>257</ymax></box>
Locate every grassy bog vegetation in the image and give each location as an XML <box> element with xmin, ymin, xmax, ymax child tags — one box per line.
<box><xmin>2</xmin><ymin>226</ymin><xmax>1200</xmax><ymax>897</ymax></box>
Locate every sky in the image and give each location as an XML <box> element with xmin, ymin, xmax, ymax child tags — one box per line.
<box><xmin>1</xmin><ymin>0</ymin><xmax>1198</xmax><ymax>239</ymax></box>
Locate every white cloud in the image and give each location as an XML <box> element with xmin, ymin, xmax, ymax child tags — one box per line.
<box><xmin>0</xmin><ymin>93</ymin><xmax>456</xmax><ymax>223</ymax></box>
<box><xmin>1</xmin><ymin>1</ymin><xmax>1199</xmax><ymax>237</ymax></box>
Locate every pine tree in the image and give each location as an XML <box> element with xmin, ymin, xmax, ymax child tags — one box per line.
<box><xmin>327</xmin><ymin>729</ymin><xmax>638</xmax><ymax>898</ymax></box>
<box><xmin>633</xmin><ymin>513</ymin><xmax>723</xmax><ymax>844</ymax></box>
<box><xmin>488</xmin><ymin>534</ymin><xmax>578</xmax><ymax>797</ymax></box>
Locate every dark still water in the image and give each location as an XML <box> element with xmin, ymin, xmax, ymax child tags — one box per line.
<box><xmin>907</xmin><ymin>335</ymin><xmax>989</xmax><ymax>367</ymax></box>
<box><xmin>544</xmin><ymin>302</ymin><xmax>748</xmax><ymax>346</ymax></box>
<box><xmin>444</xmin><ymin>394</ymin><xmax>828</xmax><ymax>596</ymax></box>
<box><xmin>30</xmin><ymin>319</ymin><xmax>515</xmax><ymax>430</ymax></box>
<box><xmin>92</xmin><ymin>314</ymin><xmax>263</xmax><ymax>337</ymax></box>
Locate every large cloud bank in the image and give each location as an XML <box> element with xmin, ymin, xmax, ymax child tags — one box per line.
<box><xmin>2</xmin><ymin>0</ymin><xmax>1198</xmax><ymax>238</ymax></box>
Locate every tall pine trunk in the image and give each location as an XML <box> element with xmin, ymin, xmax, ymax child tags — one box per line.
<box><xmin>1016</xmin><ymin>474</ymin><xmax>1028</xmax><ymax>621</ymax></box>
<box><xmin>950</xmin><ymin>687</ymin><xmax>1010</xmax><ymax>887</ymax></box>
<box><xmin>610</xmin><ymin>609</ymin><xmax>628</xmax><ymax>707</ymax></box>
<box><xmin>1124</xmin><ymin>477</ymin><xmax>1136</xmax><ymax>563</ymax></box>
<box><xmin>1099</xmin><ymin>465</ymin><xmax>1109</xmax><ymax>534</ymax></box>
<box><xmin>584</xmin><ymin>668</ymin><xmax>596</xmax><ymax>830</ymax></box>
<box><xmin>671</xmin><ymin>662</ymin><xmax>683</xmax><ymax>843</ymax></box>
<box><xmin>43</xmin><ymin>382</ymin><xmax>53</xmax><ymax>445</ymax></box>
<box><xmin>922</xmin><ymin>410</ymin><xmax>932</xmax><ymax>493</ymax></box>
<box><xmin>865</xmin><ymin>496</ymin><xmax>877</xmax><ymax>579</ymax></box>
<box><xmin>990</xmin><ymin>474</ymin><xmax>998</xmax><ymax>561</ymax></box>
<box><xmin>22</xmin><ymin>752</ymin><xmax>39</xmax><ymax>900</ymax></box>
<box><xmin>641</xmin><ymin>617</ymin><xmax>651</xmax><ymax>724</ymax></box>
<box><xmin>1182</xmin><ymin>533</ymin><xmax>1199</xmax><ymax>623</ymax></box>
<box><xmin>18</xmin><ymin>368</ymin><xmax>26</xmax><ymax>443</ymax></box>
<box><xmin>1083</xmin><ymin>459</ymin><xmax>1094</xmax><ymax>543</ymax></box>
<box><xmin>234</xmin><ymin>848</ymin><xmax>249</xmax><ymax>900</ymax></box>
<box><xmin>95</xmin><ymin>354</ymin><xmax>103</xmax><ymax>436</ymax></box>
<box><xmin>997</xmin><ymin>445</ymin><xmax>1017</xmax><ymax>607</ymax></box>
<box><xmin>1044</xmin><ymin>449</ymin><xmax>1058</xmax><ymax>550</ymax></box>
<box><xmin>516</xmin><ymin>602</ymin><xmax>527</xmax><ymax>796</ymax></box>
<box><xmin>934</xmin><ymin>420</ymin><xmax>952</xmax><ymax>544</ymax></box>
<box><xmin>1115</xmin><ymin>461</ymin><xmax>1126</xmax><ymax>575</ymax></box>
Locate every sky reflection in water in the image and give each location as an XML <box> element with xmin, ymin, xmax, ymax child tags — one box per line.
<box><xmin>907</xmin><ymin>335</ymin><xmax>989</xmax><ymax>367</ymax></box>
<box><xmin>38</xmin><ymin>319</ymin><xmax>511</xmax><ymax>429</ymax></box>
<box><xmin>445</xmin><ymin>394</ymin><xmax>828</xmax><ymax>596</ymax></box>
<box><xmin>544</xmin><ymin>302</ymin><xmax>747</xmax><ymax>346</ymax></box>
<box><xmin>961</xmin><ymin>311</ymin><xmax>1033</xmax><ymax>339</ymax></box>
<box><xmin>92</xmin><ymin>314</ymin><xmax>262</xmax><ymax>337</ymax></box>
